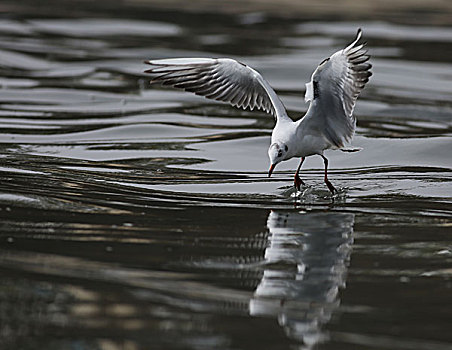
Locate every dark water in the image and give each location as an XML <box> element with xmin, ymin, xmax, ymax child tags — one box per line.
<box><xmin>0</xmin><ymin>2</ymin><xmax>452</xmax><ymax>350</ymax></box>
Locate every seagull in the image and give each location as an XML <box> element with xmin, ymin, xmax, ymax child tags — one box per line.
<box><xmin>144</xmin><ymin>29</ymin><xmax>371</xmax><ymax>194</ymax></box>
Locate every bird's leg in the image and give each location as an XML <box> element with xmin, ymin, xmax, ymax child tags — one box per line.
<box><xmin>321</xmin><ymin>155</ymin><xmax>337</xmax><ymax>195</ymax></box>
<box><xmin>294</xmin><ymin>157</ymin><xmax>305</xmax><ymax>191</ymax></box>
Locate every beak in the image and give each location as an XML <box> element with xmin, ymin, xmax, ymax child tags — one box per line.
<box><xmin>268</xmin><ymin>164</ymin><xmax>276</xmax><ymax>177</ymax></box>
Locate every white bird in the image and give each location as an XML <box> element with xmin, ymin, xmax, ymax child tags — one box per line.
<box><xmin>144</xmin><ymin>29</ymin><xmax>371</xmax><ymax>194</ymax></box>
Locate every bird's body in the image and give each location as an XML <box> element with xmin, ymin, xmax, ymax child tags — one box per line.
<box><xmin>144</xmin><ymin>29</ymin><xmax>372</xmax><ymax>194</ymax></box>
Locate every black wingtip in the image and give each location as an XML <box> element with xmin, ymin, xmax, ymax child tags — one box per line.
<box><xmin>356</xmin><ymin>28</ymin><xmax>363</xmax><ymax>41</ymax></box>
<box><xmin>356</xmin><ymin>28</ymin><xmax>363</xmax><ymax>39</ymax></box>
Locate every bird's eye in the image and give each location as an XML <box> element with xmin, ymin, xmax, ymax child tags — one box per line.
<box><xmin>278</xmin><ymin>150</ymin><xmax>283</xmax><ymax>157</ymax></box>
<box><xmin>319</xmin><ymin>57</ymin><xmax>330</xmax><ymax>65</ymax></box>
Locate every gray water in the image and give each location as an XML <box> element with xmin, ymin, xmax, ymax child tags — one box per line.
<box><xmin>0</xmin><ymin>1</ymin><xmax>452</xmax><ymax>350</ymax></box>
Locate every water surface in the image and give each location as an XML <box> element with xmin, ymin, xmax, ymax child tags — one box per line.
<box><xmin>0</xmin><ymin>2</ymin><xmax>451</xmax><ymax>350</ymax></box>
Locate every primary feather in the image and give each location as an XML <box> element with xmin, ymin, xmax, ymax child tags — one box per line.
<box><xmin>144</xmin><ymin>57</ymin><xmax>289</xmax><ymax>121</ymax></box>
<box><xmin>299</xmin><ymin>28</ymin><xmax>372</xmax><ymax>148</ymax></box>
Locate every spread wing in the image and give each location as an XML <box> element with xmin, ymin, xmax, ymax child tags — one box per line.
<box><xmin>144</xmin><ymin>57</ymin><xmax>289</xmax><ymax>121</ymax></box>
<box><xmin>300</xmin><ymin>29</ymin><xmax>372</xmax><ymax>148</ymax></box>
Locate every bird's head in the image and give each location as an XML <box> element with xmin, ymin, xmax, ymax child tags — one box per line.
<box><xmin>267</xmin><ymin>142</ymin><xmax>288</xmax><ymax>177</ymax></box>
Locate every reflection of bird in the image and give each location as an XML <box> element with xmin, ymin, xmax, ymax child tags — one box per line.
<box><xmin>249</xmin><ymin>211</ymin><xmax>354</xmax><ymax>349</ymax></box>
<box><xmin>144</xmin><ymin>29</ymin><xmax>371</xmax><ymax>194</ymax></box>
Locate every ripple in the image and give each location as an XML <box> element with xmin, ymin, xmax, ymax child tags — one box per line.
<box><xmin>28</xmin><ymin>18</ymin><xmax>182</xmax><ymax>37</ymax></box>
<box><xmin>296</xmin><ymin>21</ymin><xmax>452</xmax><ymax>43</ymax></box>
<box><xmin>0</xmin><ymin>6</ymin><xmax>451</xmax><ymax>350</ymax></box>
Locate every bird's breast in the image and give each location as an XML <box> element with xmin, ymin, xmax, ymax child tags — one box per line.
<box><xmin>291</xmin><ymin>132</ymin><xmax>329</xmax><ymax>158</ymax></box>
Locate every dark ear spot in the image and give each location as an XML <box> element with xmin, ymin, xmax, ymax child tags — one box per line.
<box><xmin>313</xmin><ymin>81</ymin><xmax>319</xmax><ymax>99</ymax></box>
<box><xmin>284</xmin><ymin>145</ymin><xmax>288</xmax><ymax>151</ymax></box>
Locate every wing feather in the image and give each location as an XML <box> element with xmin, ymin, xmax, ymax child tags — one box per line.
<box><xmin>300</xmin><ymin>29</ymin><xmax>372</xmax><ymax>149</ymax></box>
<box><xmin>144</xmin><ymin>57</ymin><xmax>289</xmax><ymax>121</ymax></box>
